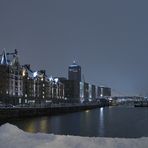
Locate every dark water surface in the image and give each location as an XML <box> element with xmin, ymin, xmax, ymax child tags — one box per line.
<box><xmin>1</xmin><ymin>106</ymin><xmax>148</xmax><ymax>138</ymax></box>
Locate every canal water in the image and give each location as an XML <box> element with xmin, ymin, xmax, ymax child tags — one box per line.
<box><xmin>1</xmin><ymin>106</ymin><xmax>148</xmax><ymax>138</ymax></box>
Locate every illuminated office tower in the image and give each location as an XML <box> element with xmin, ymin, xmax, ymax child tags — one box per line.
<box><xmin>68</xmin><ymin>61</ymin><xmax>81</xmax><ymax>82</ymax></box>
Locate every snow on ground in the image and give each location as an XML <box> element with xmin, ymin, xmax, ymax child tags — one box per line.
<box><xmin>0</xmin><ymin>123</ymin><xmax>147</xmax><ymax>148</ymax></box>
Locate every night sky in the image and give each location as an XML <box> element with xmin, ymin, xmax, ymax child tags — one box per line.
<box><xmin>0</xmin><ymin>0</ymin><xmax>148</xmax><ymax>96</ymax></box>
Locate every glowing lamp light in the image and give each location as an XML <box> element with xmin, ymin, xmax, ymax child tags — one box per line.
<box><xmin>33</xmin><ymin>71</ymin><xmax>38</xmax><ymax>78</ymax></box>
<box><xmin>89</xmin><ymin>99</ymin><xmax>92</xmax><ymax>102</ymax></box>
<box><xmin>22</xmin><ymin>70</ymin><xmax>26</xmax><ymax>76</ymax></box>
<box><xmin>49</xmin><ymin>76</ymin><xmax>53</xmax><ymax>81</ymax></box>
<box><xmin>54</xmin><ymin>78</ymin><xmax>58</xmax><ymax>83</ymax></box>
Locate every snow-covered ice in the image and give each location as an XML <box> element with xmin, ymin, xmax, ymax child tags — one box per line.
<box><xmin>0</xmin><ymin>123</ymin><xmax>148</xmax><ymax>148</ymax></box>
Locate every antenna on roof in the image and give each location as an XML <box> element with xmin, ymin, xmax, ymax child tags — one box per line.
<box><xmin>82</xmin><ymin>74</ymin><xmax>85</xmax><ymax>83</ymax></box>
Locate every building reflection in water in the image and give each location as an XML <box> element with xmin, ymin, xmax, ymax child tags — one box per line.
<box><xmin>99</xmin><ymin>107</ymin><xmax>105</xmax><ymax>136</ymax></box>
<box><xmin>25</xmin><ymin>120</ymin><xmax>36</xmax><ymax>133</ymax></box>
<box><xmin>24</xmin><ymin>117</ymin><xmax>50</xmax><ymax>133</ymax></box>
<box><xmin>38</xmin><ymin>117</ymin><xmax>49</xmax><ymax>132</ymax></box>
<box><xmin>16</xmin><ymin>108</ymin><xmax>105</xmax><ymax>136</ymax></box>
<box><xmin>23</xmin><ymin>115</ymin><xmax>64</xmax><ymax>134</ymax></box>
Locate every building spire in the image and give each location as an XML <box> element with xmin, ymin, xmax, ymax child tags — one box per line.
<box><xmin>1</xmin><ymin>48</ymin><xmax>8</xmax><ymax>65</ymax></box>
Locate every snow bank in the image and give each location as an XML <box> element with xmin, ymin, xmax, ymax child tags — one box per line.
<box><xmin>0</xmin><ymin>123</ymin><xmax>147</xmax><ymax>148</ymax></box>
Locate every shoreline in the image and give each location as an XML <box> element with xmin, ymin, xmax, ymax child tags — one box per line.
<box><xmin>0</xmin><ymin>102</ymin><xmax>106</xmax><ymax>120</ymax></box>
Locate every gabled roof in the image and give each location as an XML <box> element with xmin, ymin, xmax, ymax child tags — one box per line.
<box><xmin>0</xmin><ymin>49</ymin><xmax>21</xmax><ymax>67</ymax></box>
<box><xmin>0</xmin><ymin>49</ymin><xmax>8</xmax><ymax>65</ymax></box>
<box><xmin>10</xmin><ymin>55</ymin><xmax>20</xmax><ymax>68</ymax></box>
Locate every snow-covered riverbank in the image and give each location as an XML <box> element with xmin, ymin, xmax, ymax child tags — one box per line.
<box><xmin>0</xmin><ymin>123</ymin><xmax>147</xmax><ymax>148</ymax></box>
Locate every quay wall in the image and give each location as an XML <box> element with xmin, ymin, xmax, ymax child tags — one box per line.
<box><xmin>0</xmin><ymin>103</ymin><xmax>106</xmax><ymax>120</ymax></box>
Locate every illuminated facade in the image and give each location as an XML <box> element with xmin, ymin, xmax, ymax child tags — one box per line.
<box><xmin>62</xmin><ymin>80</ymin><xmax>97</xmax><ymax>103</ymax></box>
<box><xmin>68</xmin><ymin>61</ymin><xmax>81</xmax><ymax>82</ymax></box>
<box><xmin>22</xmin><ymin>66</ymin><xmax>65</xmax><ymax>103</ymax></box>
<box><xmin>0</xmin><ymin>49</ymin><xmax>65</xmax><ymax>105</ymax></box>
<box><xmin>0</xmin><ymin>49</ymin><xmax>111</xmax><ymax>105</ymax></box>
<box><xmin>0</xmin><ymin>49</ymin><xmax>23</xmax><ymax>104</ymax></box>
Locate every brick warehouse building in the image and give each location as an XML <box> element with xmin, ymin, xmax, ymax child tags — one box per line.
<box><xmin>0</xmin><ymin>49</ymin><xmax>23</xmax><ymax>105</ymax></box>
<box><xmin>0</xmin><ymin>49</ymin><xmax>65</xmax><ymax>106</ymax></box>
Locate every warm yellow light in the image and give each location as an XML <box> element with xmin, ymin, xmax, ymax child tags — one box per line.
<box><xmin>22</xmin><ymin>70</ymin><xmax>26</xmax><ymax>76</ymax></box>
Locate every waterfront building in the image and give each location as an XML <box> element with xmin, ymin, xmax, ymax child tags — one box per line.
<box><xmin>66</xmin><ymin>81</ymin><xmax>97</xmax><ymax>102</ymax></box>
<box><xmin>68</xmin><ymin>61</ymin><xmax>81</xmax><ymax>82</ymax></box>
<box><xmin>22</xmin><ymin>66</ymin><xmax>51</xmax><ymax>105</ymax></box>
<box><xmin>0</xmin><ymin>49</ymin><xmax>111</xmax><ymax>105</ymax></box>
<box><xmin>50</xmin><ymin>77</ymin><xmax>65</xmax><ymax>99</ymax></box>
<box><xmin>91</xmin><ymin>85</ymin><xmax>96</xmax><ymax>100</ymax></box>
<box><xmin>80</xmin><ymin>82</ymin><xmax>84</xmax><ymax>102</ymax></box>
<box><xmin>0</xmin><ymin>49</ymin><xmax>23</xmax><ymax>104</ymax></box>
<box><xmin>62</xmin><ymin>80</ymin><xmax>80</xmax><ymax>102</ymax></box>
<box><xmin>97</xmin><ymin>86</ymin><xmax>111</xmax><ymax>97</ymax></box>
<box><xmin>80</xmin><ymin>83</ymin><xmax>96</xmax><ymax>102</ymax></box>
<box><xmin>84</xmin><ymin>82</ymin><xmax>89</xmax><ymax>100</ymax></box>
<box><xmin>22</xmin><ymin>67</ymin><xmax>65</xmax><ymax>104</ymax></box>
<box><xmin>34</xmin><ymin>70</ymin><xmax>49</xmax><ymax>99</ymax></box>
<box><xmin>22</xmin><ymin>65</ymin><xmax>35</xmax><ymax>100</ymax></box>
<box><xmin>0</xmin><ymin>47</ymin><xmax>66</xmax><ymax>106</ymax></box>
<box><xmin>79</xmin><ymin>81</ymin><xmax>90</xmax><ymax>102</ymax></box>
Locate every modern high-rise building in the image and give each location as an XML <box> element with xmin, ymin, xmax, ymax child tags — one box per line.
<box><xmin>68</xmin><ymin>61</ymin><xmax>81</xmax><ymax>82</ymax></box>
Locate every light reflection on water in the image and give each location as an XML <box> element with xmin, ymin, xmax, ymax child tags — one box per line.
<box><xmin>22</xmin><ymin>108</ymin><xmax>105</xmax><ymax>136</ymax></box>
<box><xmin>2</xmin><ymin>106</ymin><xmax>148</xmax><ymax>138</ymax></box>
<box><xmin>25</xmin><ymin>121</ymin><xmax>36</xmax><ymax>133</ymax></box>
<box><xmin>24</xmin><ymin>117</ymin><xmax>49</xmax><ymax>133</ymax></box>
<box><xmin>99</xmin><ymin>107</ymin><xmax>104</xmax><ymax>136</ymax></box>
